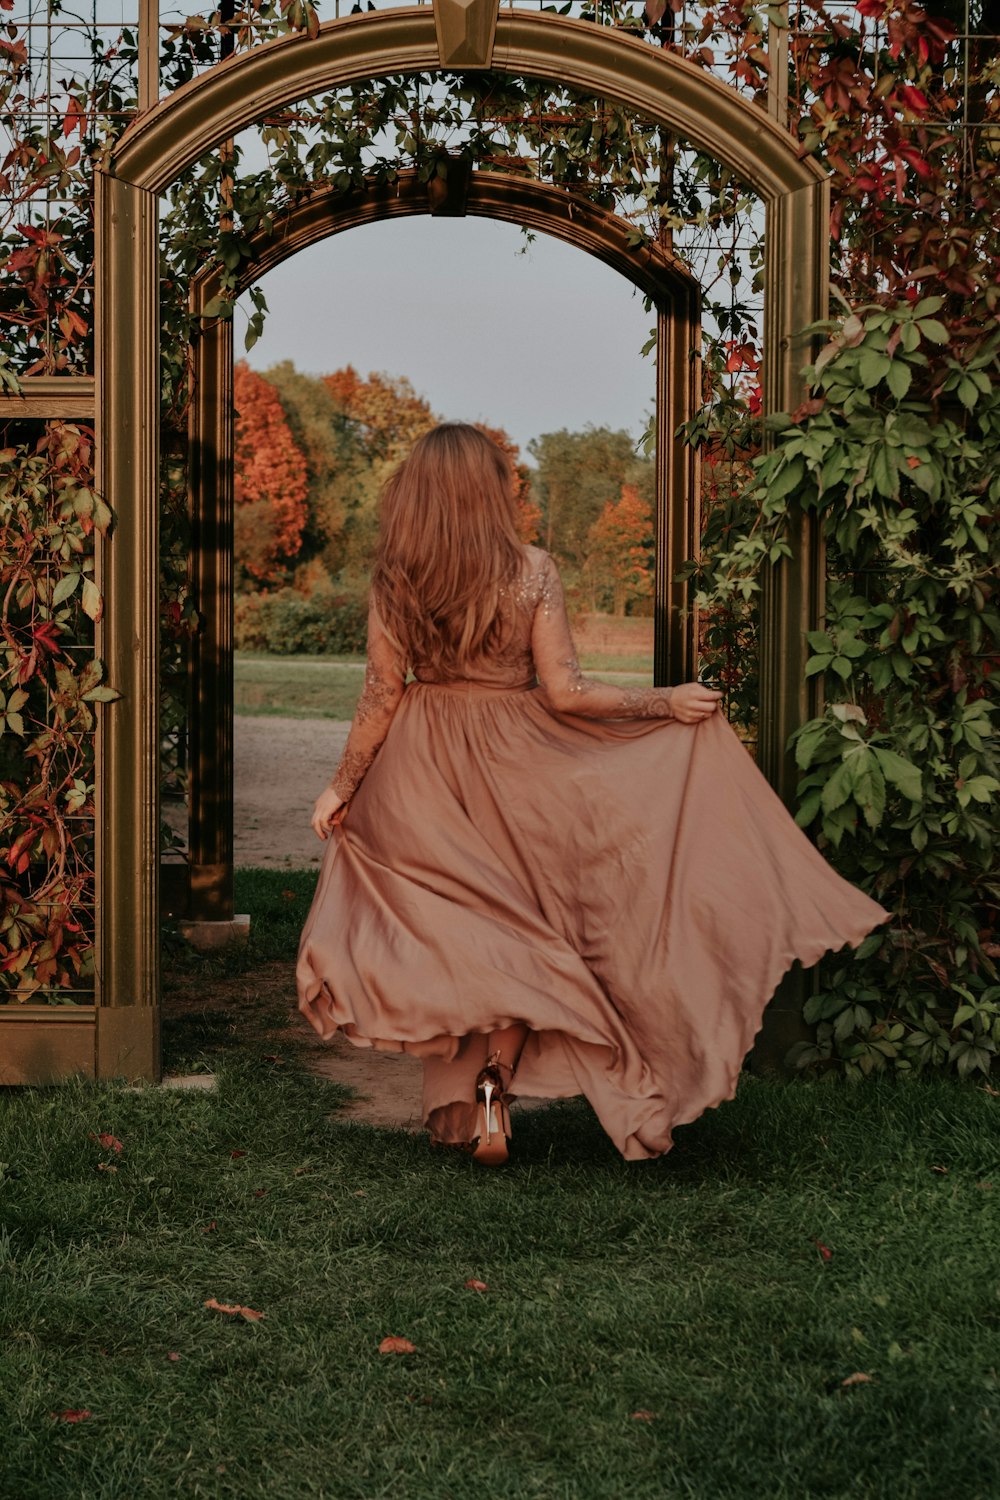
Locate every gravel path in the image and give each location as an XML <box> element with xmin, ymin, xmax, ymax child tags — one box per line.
<box><xmin>234</xmin><ymin>715</ymin><xmax>349</xmax><ymax>868</ymax></box>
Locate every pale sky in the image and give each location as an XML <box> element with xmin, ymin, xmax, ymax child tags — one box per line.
<box><xmin>241</xmin><ymin>214</ymin><xmax>657</xmax><ymax>460</ymax></box>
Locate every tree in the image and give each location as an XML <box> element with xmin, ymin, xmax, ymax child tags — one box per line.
<box><xmin>263</xmin><ymin>361</ymin><xmax>366</xmax><ymax>576</ymax></box>
<box><xmin>474</xmin><ymin>422</ymin><xmax>542</xmax><ymax>544</ymax></box>
<box><xmin>325</xmin><ymin>366</ymin><xmax>437</xmax><ymax>467</ymax></box>
<box><xmin>233</xmin><ymin>362</ymin><xmax>308</xmax><ymax>587</ymax></box>
<box><xmin>584</xmin><ymin>485</ymin><xmax>654</xmax><ymax>616</ymax></box>
<box><xmin>527</xmin><ymin>426</ymin><xmax>652</xmax><ymax>569</ymax></box>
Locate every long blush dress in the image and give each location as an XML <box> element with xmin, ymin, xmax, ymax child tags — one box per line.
<box><xmin>296</xmin><ymin>547</ymin><xmax>888</xmax><ymax>1160</ymax></box>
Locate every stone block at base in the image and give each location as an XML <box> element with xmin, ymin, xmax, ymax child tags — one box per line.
<box><xmin>178</xmin><ymin>913</ymin><xmax>251</xmax><ymax>952</ymax></box>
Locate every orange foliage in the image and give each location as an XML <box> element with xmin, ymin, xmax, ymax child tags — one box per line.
<box><xmin>585</xmin><ymin>484</ymin><xmax>653</xmax><ymax>615</ymax></box>
<box><xmin>233</xmin><ymin>362</ymin><xmax>309</xmax><ymax>583</ymax></box>
<box><xmin>324</xmin><ymin>365</ymin><xmax>436</xmax><ymax>465</ymax></box>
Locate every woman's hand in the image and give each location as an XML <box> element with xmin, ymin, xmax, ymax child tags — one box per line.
<box><xmin>310</xmin><ymin>786</ymin><xmax>346</xmax><ymax>841</ymax></box>
<box><xmin>669</xmin><ymin>681</ymin><xmax>723</xmax><ymax>724</ymax></box>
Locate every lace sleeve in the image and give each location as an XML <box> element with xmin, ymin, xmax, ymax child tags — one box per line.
<box><xmin>530</xmin><ymin>553</ymin><xmax>674</xmax><ymax>720</ymax></box>
<box><xmin>329</xmin><ymin>598</ymin><xmax>406</xmax><ymax>800</ymax></box>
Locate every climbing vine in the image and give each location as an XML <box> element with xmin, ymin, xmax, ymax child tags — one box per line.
<box><xmin>0</xmin><ymin>0</ymin><xmax>997</xmax><ymax>1080</ymax></box>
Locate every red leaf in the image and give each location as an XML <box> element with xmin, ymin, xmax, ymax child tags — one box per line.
<box><xmin>630</xmin><ymin>1410</ymin><xmax>656</xmax><ymax>1421</ymax></box>
<box><xmin>201</xmin><ymin>1220</ymin><xmax>218</xmax><ymax>1233</ymax></box>
<box><xmin>167</xmin><ymin>1352</ymin><xmax>181</xmax><ymax>1362</ymax></box>
<box><xmin>464</xmin><ymin>1279</ymin><xmax>489</xmax><ymax>1293</ymax></box>
<box><xmin>230</xmin><ymin>1149</ymin><xmax>246</xmax><ymax>1159</ymax></box>
<box><xmin>88</xmin><ymin>1131</ymin><xmax>123</xmax><ymax>1153</ymax></box>
<box><xmin>841</xmin><ymin>1371</ymin><xmax>874</xmax><ymax>1387</ymax></box>
<box><xmin>62</xmin><ymin>98</ymin><xmax>85</xmax><ymax>138</ymax></box>
<box><xmin>897</xmin><ymin>85</ymin><xmax>929</xmax><ymax>115</ymax></box>
<box><xmin>204</xmin><ymin>1297</ymin><xmax>264</xmax><ymax>1321</ymax></box>
<box><xmin>813</xmin><ymin>1239</ymin><xmax>833</xmax><ymax>1261</ymax></box>
<box><xmin>378</xmin><ymin>1336</ymin><xmax>416</xmax><ymax>1355</ymax></box>
<box><xmin>52</xmin><ymin>1409</ymin><xmax>91</xmax><ymax>1422</ymax></box>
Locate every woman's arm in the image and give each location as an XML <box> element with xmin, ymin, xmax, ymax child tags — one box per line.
<box><xmin>530</xmin><ymin>552</ymin><xmax>721</xmax><ymax>723</ymax></box>
<box><xmin>310</xmin><ymin>598</ymin><xmax>405</xmax><ymax>839</ymax></box>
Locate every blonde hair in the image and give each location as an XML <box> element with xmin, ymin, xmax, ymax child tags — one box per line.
<box><xmin>371</xmin><ymin>423</ymin><xmax>523</xmax><ymax>678</ymax></box>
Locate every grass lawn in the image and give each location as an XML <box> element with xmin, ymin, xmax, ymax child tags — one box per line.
<box><xmin>234</xmin><ymin>652</ymin><xmax>653</xmax><ymax>722</ymax></box>
<box><xmin>3</xmin><ymin>871</ymin><xmax>998</xmax><ymax>1500</ymax></box>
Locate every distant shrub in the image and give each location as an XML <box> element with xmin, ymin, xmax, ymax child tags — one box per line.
<box><xmin>234</xmin><ymin>588</ymin><xmax>368</xmax><ymax>655</ymax></box>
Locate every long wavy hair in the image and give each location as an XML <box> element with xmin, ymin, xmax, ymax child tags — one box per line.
<box><xmin>371</xmin><ymin>423</ymin><xmax>524</xmax><ymax>678</ymax></box>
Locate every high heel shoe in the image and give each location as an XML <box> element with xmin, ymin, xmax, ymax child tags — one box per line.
<box><xmin>472</xmin><ymin>1051</ymin><xmax>514</xmax><ymax>1167</ymax></box>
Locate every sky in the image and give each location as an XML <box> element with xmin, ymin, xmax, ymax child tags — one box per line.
<box><xmin>241</xmin><ymin>213</ymin><xmax>658</xmax><ymax>461</ymax></box>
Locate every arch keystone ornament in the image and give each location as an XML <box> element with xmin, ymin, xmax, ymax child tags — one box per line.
<box><xmin>433</xmin><ymin>0</ymin><xmax>498</xmax><ymax>67</ymax></box>
<box><xmin>90</xmin><ymin>8</ymin><xmax>828</xmax><ymax>1083</ymax></box>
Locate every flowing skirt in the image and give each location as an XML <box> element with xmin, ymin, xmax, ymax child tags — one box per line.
<box><xmin>296</xmin><ymin>681</ymin><xmax>888</xmax><ymax>1160</ymax></box>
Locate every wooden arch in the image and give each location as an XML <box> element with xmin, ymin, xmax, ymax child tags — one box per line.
<box><xmin>90</xmin><ymin>8</ymin><xmax>828</xmax><ymax>1080</ymax></box>
<box><xmin>184</xmin><ymin>169</ymin><xmax>701</xmax><ymax>922</ymax></box>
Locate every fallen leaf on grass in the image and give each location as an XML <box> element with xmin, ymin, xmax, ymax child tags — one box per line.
<box><xmin>930</xmin><ymin>1164</ymin><xmax>949</xmax><ymax>1174</ymax></box>
<box><xmin>253</xmin><ymin>1189</ymin><xmax>267</xmax><ymax>1198</ymax></box>
<box><xmin>52</xmin><ymin>1409</ymin><xmax>91</xmax><ymax>1422</ymax></box>
<box><xmin>201</xmin><ymin>1221</ymin><xmax>217</xmax><ymax>1233</ymax></box>
<box><xmin>464</xmin><ymin>1279</ymin><xmax>488</xmax><ymax>1293</ymax></box>
<box><xmin>813</xmin><ymin>1239</ymin><xmax>833</xmax><ymax>1260</ymax></box>
<box><xmin>630</xmin><ymin>1410</ymin><xmax>656</xmax><ymax>1422</ymax></box>
<box><xmin>204</xmin><ymin>1298</ymin><xmax>264</xmax><ymax>1322</ymax></box>
<box><xmin>841</xmin><ymin>1372</ymin><xmax>874</xmax><ymax>1387</ymax></box>
<box><xmin>976</xmin><ymin>1181</ymin><xmax>993</xmax><ymax>1190</ymax></box>
<box><xmin>96</xmin><ymin>1162</ymin><xmax>117</xmax><ymax>1174</ymax></box>
<box><xmin>281</xmin><ymin>889</ymin><xmax>298</xmax><ymax>902</ymax></box>
<box><xmin>229</xmin><ymin>1150</ymin><xmax>246</xmax><ymax>1159</ymax></box>
<box><xmin>88</xmin><ymin>1132</ymin><xmax>123</xmax><ymax>1153</ymax></box>
<box><xmin>378</xmin><ymin>1336</ymin><xmax>416</xmax><ymax>1355</ymax></box>
<box><xmin>293</xmin><ymin>1166</ymin><xmax>314</xmax><ymax>1177</ymax></box>
<box><xmin>981</xmin><ymin>1084</ymin><xmax>999</xmax><ymax>1098</ymax></box>
<box><xmin>262</xmin><ymin>1055</ymin><xmax>285</xmax><ymax>1067</ymax></box>
<box><xmin>167</xmin><ymin>1353</ymin><xmax>180</xmax><ymax>1362</ymax></box>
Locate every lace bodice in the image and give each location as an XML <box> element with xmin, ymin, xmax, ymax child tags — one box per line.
<box><xmin>327</xmin><ymin>546</ymin><xmax>674</xmax><ymax>801</ymax></box>
<box><xmin>411</xmin><ymin>553</ymin><xmax>557</xmax><ymax>690</ymax></box>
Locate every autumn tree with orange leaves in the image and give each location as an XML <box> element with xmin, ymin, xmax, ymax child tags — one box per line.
<box><xmin>233</xmin><ymin>361</ymin><xmax>309</xmax><ymax>585</ymax></box>
<box><xmin>584</xmin><ymin>485</ymin><xmax>653</xmax><ymax>616</ymax></box>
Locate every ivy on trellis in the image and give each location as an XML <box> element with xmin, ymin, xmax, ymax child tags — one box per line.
<box><xmin>0</xmin><ymin>0</ymin><xmax>997</xmax><ymax>1081</ymax></box>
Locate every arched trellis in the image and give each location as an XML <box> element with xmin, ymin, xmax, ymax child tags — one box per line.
<box><xmin>184</xmin><ymin>168</ymin><xmax>701</xmax><ymax>922</ymax></box>
<box><xmin>90</xmin><ymin>6</ymin><xmax>827</xmax><ymax>1080</ymax></box>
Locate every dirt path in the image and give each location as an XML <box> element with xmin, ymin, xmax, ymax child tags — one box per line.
<box><xmin>231</xmin><ymin>715</ymin><xmax>430</xmax><ymax>1125</ymax></box>
<box><xmin>234</xmin><ymin>715</ymin><xmax>349</xmax><ymax>868</ymax></box>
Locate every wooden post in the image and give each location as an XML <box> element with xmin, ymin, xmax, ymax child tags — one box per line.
<box><xmin>93</xmin><ymin>171</ymin><xmax>161</xmax><ymax>1081</ymax></box>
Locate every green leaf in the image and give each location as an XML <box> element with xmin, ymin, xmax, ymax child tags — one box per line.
<box><xmin>917</xmin><ymin>318</ymin><xmax>949</xmax><ymax>345</ymax></box>
<box><xmin>794</xmin><ymin>723</ymin><xmax>829</xmax><ymax>771</ymax></box>
<box><xmin>81</xmin><ymin>685</ymin><xmax>121</xmax><ymax>703</ymax></box>
<box><xmin>81</xmin><ymin>578</ymin><xmax>103</xmax><ymax>623</ymax></box>
<box><xmin>859</xmin><ymin>350</ymin><xmax>891</xmax><ymax>388</ymax></box>
<box><xmin>872</xmin><ymin>748</ymin><xmax>923</xmax><ymax>802</ymax></box>
<box><xmin>957</xmin><ymin>377</ymin><xmax>979</xmax><ymax>411</ymax></box>
<box><xmin>52</xmin><ymin>571</ymin><xmax>80</xmax><ymax>606</ymax></box>
<box><xmin>886</xmin><ymin>360</ymin><xmax>911</xmax><ymax>400</ymax></box>
<box><xmin>769</xmin><ymin>456</ymin><xmax>805</xmax><ymax>500</ymax></box>
<box><xmin>821</xmin><ymin>759</ymin><xmax>855</xmax><ymax>815</ymax></box>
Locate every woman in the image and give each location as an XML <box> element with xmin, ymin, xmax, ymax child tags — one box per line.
<box><xmin>297</xmin><ymin>424</ymin><xmax>887</xmax><ymax>1164</ymax></box>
